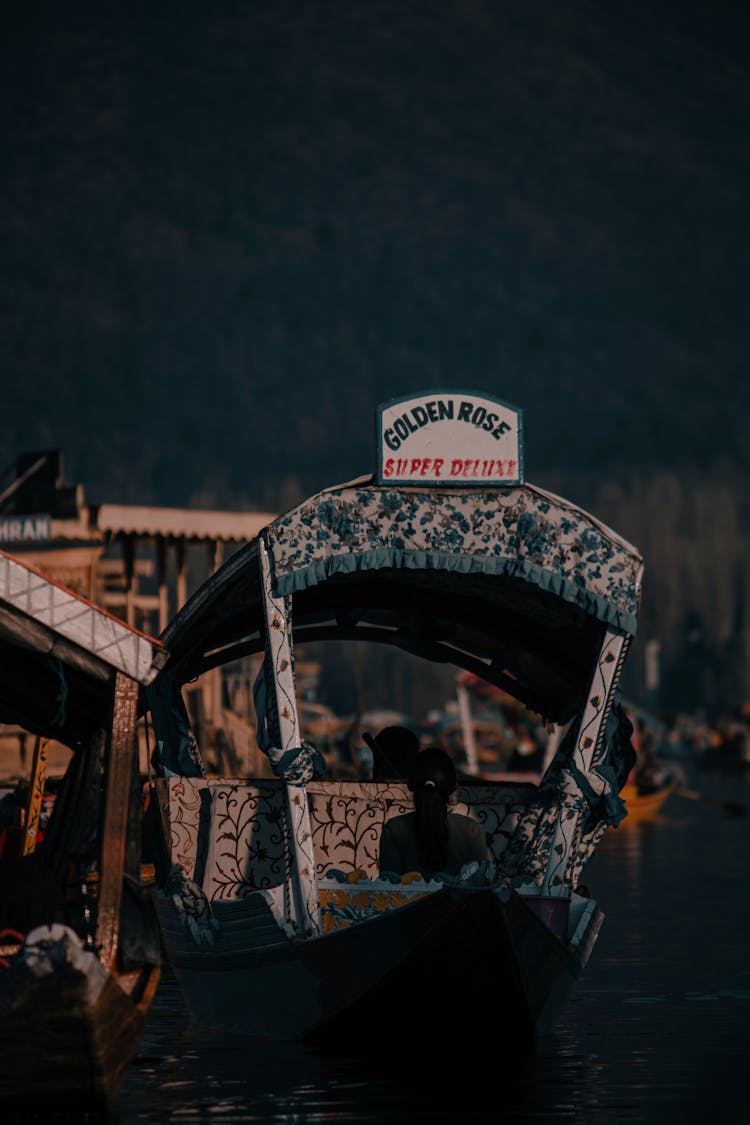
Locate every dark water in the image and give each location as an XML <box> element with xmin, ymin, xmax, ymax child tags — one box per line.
<box><xmin>113</xmin><ymin>764</ymin><xmax>750</xmax><ymax>1123</ymax></box>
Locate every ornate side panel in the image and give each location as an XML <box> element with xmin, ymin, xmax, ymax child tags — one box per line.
<box><xmin>163</xmin><ymin>776</ymin><xmax>208</xmax><ymax>881</ymax></box>
<box><xmin>307</xmin><ymin>789</ymin><xmax>532</xmax><ymax>879</ymax></box>
<box><xmin>203</xmin><ymin>781</ymin><xmax>290</xmax><ymax>900</ymax></box>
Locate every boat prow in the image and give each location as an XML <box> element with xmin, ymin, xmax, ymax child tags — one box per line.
<box><xmin>0</xmin><ymin>549</ymin><xmax>165</xmax><ymax>1109</ymax></box>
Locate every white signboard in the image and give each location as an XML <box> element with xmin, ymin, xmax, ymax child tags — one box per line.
<box><xmin>0</xmin><ymin>514</ymin><xmax>52</xmax><ymax>544</ymax></box>
<box><xmin>376</xmin><ymin>390</ymin><xmax>524</xmax><ymax>487</ymax></box>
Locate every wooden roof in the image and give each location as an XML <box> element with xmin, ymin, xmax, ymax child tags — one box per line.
<box><xmin>0</xmin><ymin>549</ymin><xmax>168</xmax><ymax>746</ymax></box>
<box><xmin>94</xmin><ymin>504</ymin><xmax>276</xmax><ymax>543</ymax></box>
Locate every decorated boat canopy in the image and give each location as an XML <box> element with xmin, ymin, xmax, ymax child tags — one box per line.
<box><xmin>0</xmin><ymin>548</ymin><xmax>168</xmax><ymax>746</ymax></box>
<box><xmin>265</xmin><ymin>477</ymin><xmax>640</xmax><ymax>631</ymax></box>
<box><xmin>147</xmin><ymin>392</ymin><xmax>646</xmax><ymax>941</ymax></box>
<box><xmin>159</xmin><ymin>391</ymin><xmax>642</xmax><ymax>731</ymax></box>
<box><xmin>151</xmin><ymin>391</ymin><xmax>644</xmax><ymax>924</ymax></box>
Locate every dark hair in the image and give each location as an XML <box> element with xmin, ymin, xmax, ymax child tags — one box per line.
<box><xmin>371</xmin><ymin>725</ymin><xmax>420</xmax><ymax>780</ymax></box>
<box><xmin>407</xmin><ymin>746</ymin><xmax>457</xmax><ymax>870</ymax></box>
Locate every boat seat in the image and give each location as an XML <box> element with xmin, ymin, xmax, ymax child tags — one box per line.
<box><xmin>159</xmin><ymin>776</ymin><xmax>534</xmax><ymax>902</ymax></box>
<box><xmin>307</xmin><ymin>780</ymin><xmax>532</xmax><ymax>878</ymax></box>
<box><xmin>318</xmin><ymin>873</ymin><xmax>436</xmax><ymax>934</ymax></box>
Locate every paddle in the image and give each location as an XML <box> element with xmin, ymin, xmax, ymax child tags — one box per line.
<box><xmin>674</xmin><ymin>786</ymin><xmax>746</xmax><ymax>818</ymax></box>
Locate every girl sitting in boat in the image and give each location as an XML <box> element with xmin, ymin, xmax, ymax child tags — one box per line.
<box><xmin>378</xmin><ymin>746</ymin><xmax>488</xmax><ymax>879</ymax></box>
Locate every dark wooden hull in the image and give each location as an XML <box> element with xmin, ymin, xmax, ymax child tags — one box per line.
<box><xmin>0</xmin><ymin>961</ymin><xmax>161</xmax><ymax>1109</ymax></box>
<box><xmin>154</xmin><ymin>886</ymin><xmax>602</xmax><ymax>1053</ymax></box>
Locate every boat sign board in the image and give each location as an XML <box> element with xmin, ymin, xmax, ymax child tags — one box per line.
<box><xmin>376</xmin><ymin>390</ymin><xmax>524</xmax><ymax>487</ymax></box>
<box><xmin>0</xmin><ymin>513</ymin><xmax>52</xmax><ymax>544</ymax></box>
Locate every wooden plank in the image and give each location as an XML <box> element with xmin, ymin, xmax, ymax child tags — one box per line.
<box><xmin>0</xmin><ymin>550</ymin><xmax>166</xmax><ymax>685</ymax></box>
<box><xmin>21</xmin><ymin>736</ymin><xmax>48</xmax><ymax>855</ymax></box>
<box><xmin>96</xmin><ymin>672</ymin><xmax>138</xmax><ymax>970</ymax></box>
<box><xmin>98</xmin><ymin>592</ymin><xmax>161</xmax><ymax>610</ymax></box>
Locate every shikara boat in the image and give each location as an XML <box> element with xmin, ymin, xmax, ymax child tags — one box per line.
<box><xmin>146</xmin><ymin>390</ymin><xmax>642</xmax><ymax>1055</ymax></box>
<box><xmin>619</xmin><ymin>777</ymin><xmax>678</xmax><ymax>822</ymax></box>
<box><xmin>0</xmin><ymin>549</ymin><xmax>166</xmax><ymax>1110</ymax></box>
<box><xmin>618</xmin><ymin>707</ymin><xmax>678</xmax><ymax>822</ymax></box>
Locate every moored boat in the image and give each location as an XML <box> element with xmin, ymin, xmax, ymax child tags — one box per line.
<box><xmin>0</xmin><ymin>549</ymin><xmax>166</xmax><ymax>1110</ymax></box>
<box><xmin>145</xmin><ymin>389</ymin><xmax>642</xmax><ymax>1053</ymax></box>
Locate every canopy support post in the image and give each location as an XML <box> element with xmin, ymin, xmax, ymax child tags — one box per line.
<box><xmin>259</xmin><ymin>537</ymin><xmax>321</xmax><ymax>939</ymax></box>
<box><xmin>540</xmin><ymin>628</ymin><xmax>630</xmax><ymax>896</ymax></box>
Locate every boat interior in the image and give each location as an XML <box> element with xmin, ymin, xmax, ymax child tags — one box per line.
<box><xmin>151</xmin><ymin>770</ymin><xmax>597</xmax><ymax>949</ymax></box>
<box><xmin>163</xmin><ymin>559</ymin><xmax>606</xmax><ymax>729</ymax></box>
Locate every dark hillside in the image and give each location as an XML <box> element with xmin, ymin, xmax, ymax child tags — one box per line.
<box><xmin>1</xmin><ymin>2</ymin><xmax>748</xmax><ymax>711</ymax></box>
<box><xmin>1</xmin><ymin>2</ymin><xmax>748</xmax><ymax>507</ymax></box>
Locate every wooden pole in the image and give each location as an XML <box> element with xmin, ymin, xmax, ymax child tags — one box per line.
<box><xmin>456</xmin><ymin>679</ymin><xmax>478</xmax><ymax>775</ymax></box>
<box><xmin>96</xmin><ymin>672</ymin><xmax>139</xmax><ymax>971</ymax></box>
<box><xmin>175</xmin><ymin>539</ymin><xmax>187</xmax><ymax>611</ymax></box>
<box><xmin>209</xmin><ymin>539</ymin><xmax>223</xmax><ymax>737</ymax></box>
<box><xmin>259</xmin><ymin>536</ymin><xmax>321</xmax><ymax>938</ymax></box>
<box><xmin>123</xmin><ymin>536</ymin><xmax>136</xmax><ymax>627</ymax></box>
<box><xmin>21</xmin><ymin>736</ymin><xmax>48</xmax><ymax>855</ymax></box>
<box><xmin>156</xmin><ymin>535</ymin><xmax>169</xmax><ymax>635</ymax></box>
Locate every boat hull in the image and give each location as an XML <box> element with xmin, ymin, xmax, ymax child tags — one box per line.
<box><xmin>0</xmin><ymin>962</ymin><xmax>160</xmax><ymax>1109</ymax></box>
<box><xmin>154</xmin><ymin>885</ymin><xmax>601</xmax><ymax>1052</ymax></box>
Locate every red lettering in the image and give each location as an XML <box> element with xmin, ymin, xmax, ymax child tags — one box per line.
<box><xmin>419</xmin><ymin>458</ymin><xmax>432</xmax><ymax>476</ymax></box>
<box><xmin>410</xmin><ymin>459</ymin><xmax>422</xmax><ymax>475</ymax></box>
<box><xmin>433</xmin><ymin>458</ymin><xmax>444</xmax><ymax>477</ymax></box>
<box><xmin>450</xmin><ymin>459</ymin><xmax>463</xmax><ymax>476</ymax></box>
<box><xmin>383</xmin><ymin>458</ymin><xmax>394</xmax><ymax>478</ymax></box>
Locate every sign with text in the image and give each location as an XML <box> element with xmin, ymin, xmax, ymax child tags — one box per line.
<box><xmin>376</xmin><ymin>390</ymin><xmax>524</xmax><ymax>487</ymax></box>
<box><xmin>0</xmin><ymin>513</ymin><xmax>52</xmax><ymax>544</ymax></box>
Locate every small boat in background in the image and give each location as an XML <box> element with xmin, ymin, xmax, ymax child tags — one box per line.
<box><xmin>0</xmin><ymin>549</ymin><xmax>165</xmax><ymax>1111</ymax></box>
<box><xmin>619</xmin><ymin>776</ymin><xmax>678</xmax><ymax>821</ymax></box>
<box><xmin>618</xmin><ymin>709</ymin><xmax>678</xmax><ymax>822</ymax></box>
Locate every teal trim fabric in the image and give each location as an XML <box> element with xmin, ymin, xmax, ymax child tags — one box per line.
<box><xmin>253</xmin><ymin>660</ymin><xmax>327</xmax><ymax>782</ymax></box>
<box><xmin>275</xmin><ymin>547</ymin><xmax>638</xmax><ymax>634</ymax></box>
<box><xmin>147</xmin><ymin>673</ymin><xmax>206</xmax><ymax>779</ymax></box>
<box><xmin>266</xmin><ymin>484</ymin><xmax>642</xmax><ymax>635</ymax></box>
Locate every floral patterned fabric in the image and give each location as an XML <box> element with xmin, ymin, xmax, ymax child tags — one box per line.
<box><xmin>163</xmin><ymin>777</ymin><xmax>290</xmax><ymax>896</ymax></box>
<box><xmin>163</xmin><ymin>777</ymin><xmax>536</xmax><ymax>901</ymax></box>
<box><xmin>498</xmin><ymin>787</ymin><xmax>595</xmax><ymax>890</ymax></box>
<box><xmin>319</xmin><ymin>878</ymin><xmax>435</xmax><ymax>934</ymax></box>
<box><xmin>203</xmin><ymin>782</ymin><xmax>291</xmax><ymax>900</ymax></box>
<box><xmin>161</xmin><ymin>776</ymin><xmax>211</xmax><ymax>883</ymax></box>
<box><xmin>307</xmin><ymin>779</ymin><xmax>532</xmax><ymax>876</ymax></box>
<box><xmin>265</xmin><ymin>482</ymin><xmax>642</xmax><ymax>633</ymax></box>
